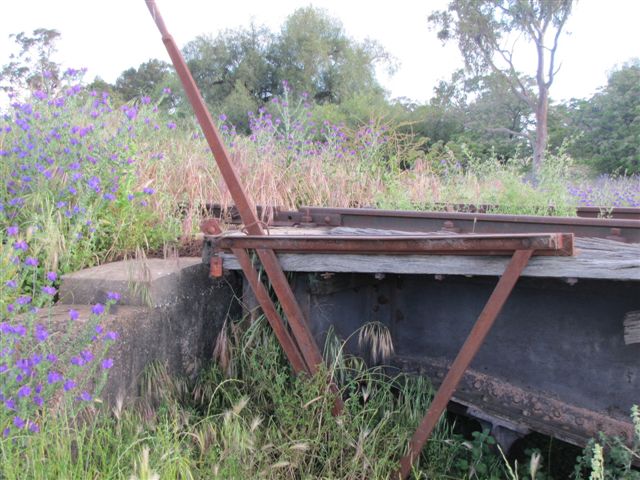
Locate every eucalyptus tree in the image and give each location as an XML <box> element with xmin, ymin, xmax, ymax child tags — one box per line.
<box><xmin>429</xmin><ymin>0</ymin><xmax>573</xmax><ymax>178</ymax></box>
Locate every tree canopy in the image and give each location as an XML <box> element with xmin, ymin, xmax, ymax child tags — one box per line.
<box><xmin>567</xmin><ymin>60</ymin><xmax>640</xmax><ymax>173</ymax></box>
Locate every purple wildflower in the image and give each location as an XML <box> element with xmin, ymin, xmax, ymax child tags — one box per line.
<box><xmin>166</xmin><ymin>122</ymin><xmax>176</xmax><ymax>130</ymax></box>
<box><xmin>101</xmin><ymin>358</ymin><xmax>114</xmax><ymax>369</ymax></box>
<box><xmin>69</xmin><ymin>309</ymin><xmax>79</xmax><ymax>321</ymax></box>
<box><xmin>46</xmin><ymin>271</ymin><xmax>58</xmax><ymax>282</ymax></box>
<box><xmin>13</xmin><ymin>416</ymin><xmax>25</xmax><ymax>429</ymax></box>
<box><xmin>35</xmin><ymin>325</ymin><xmax>48</xmax><ymax>342</ymax></box>
<box><xmin>106</xmin><ymin>291</ymin><xmax>121</xmax><ymax>302</ymax></box>
<box><xmin>162</xmin><ymin>87</ymin><xmax>171</xmax><ymax>94</ymax></box>
<box><xmin>17</xmin><ymin>385</ymin><xmax>31</xmax><ymax>398</ymax></box>
<box><xmin>13</xmin><ymin>240</ymin><xmax>28</xmax><ymax>251</ymax></box>
<box><xmin>143</xmin><ymin>187</ymin><xmax>155</xmax><ymax>195</ymax></box>
<box><xmin>63</xmin><ymin>379</ymin><xmax>76</xmax><ymax>391</ymax></box>
<box><xmin>25</xmin><ymin>257</ymin><xmax>39</xmax><ymax>267</ymax></box>
<box><xmin>42</xmin><ymin>286</ymin><xmax>57</xmax><ymax>296</ymax></box>
<box><xmin>7</xmin><ymin>225</ymin><xmax>19</xmax><ymax>236</ymax></box>
<box><xmin>78</xmin><ymin>391</ymin><xmax>92</xmax><ymax>402</ymax></box>
<box><xmin>5</xmin><ymin>280</ymin><xmax>17</xmax><ymax>288</ymax></box>
<box><xmin>16</xmin><ymin>296</ymin><xmax>31</xmax><ymax>305</ymax></box>
<box><xmin>33</xmin><ymin>395</ymin><xmax>44</xmax><ymax>407</ymax></box>
<box><xmin>70</xmin><ymin>356</ymin><xmax>85</xmax><ymax>366</ymax></box>
<box><xmin>91</xmin><ymin>303</ymin><xmax>104</xmax><ymax>315</ymax></box>
<box><xmin>105</xmin><ymin>331</ymin><xmax>118</xmax><ymax>341</ymax></box>
<box><xmin>47</xmin><ymin>371</ymin><xmax>62</xmax><ymax>384</ymax></box>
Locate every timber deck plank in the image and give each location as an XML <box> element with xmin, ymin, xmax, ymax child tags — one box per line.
<box><xmin>216</xmin><ymin>236</ymin><xmax>640</xmax><ymax>281</ymax></box>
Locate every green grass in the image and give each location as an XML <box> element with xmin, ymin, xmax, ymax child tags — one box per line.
<box><xmin>0</xmin><ymin>317</ymin><xmax>516</xmax><ymax>479</ymax></box>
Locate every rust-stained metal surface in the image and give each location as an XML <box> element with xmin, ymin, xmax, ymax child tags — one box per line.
<box><xmin>433</xmin><ymin>203</ymin><xmax>640</xmax><ymax>221</ymax></box>
<box><xmin>212</xmin><ymin>233</ymin><xmax>574</xmax><ymax>256</ymax></box>
<box><xmin>395</xmin><ymin>358</ymin><xmax>635</xmax><ymax>449</ymax></box>
<box><xmin>207</xmin><ymin>204</ymin><xmax>640</xmax><ymax>242</ymax></box>
<box><xmin>397</xmin><ymin>249</ymin><xmax>533</xmax><ymax>479</ymax></box>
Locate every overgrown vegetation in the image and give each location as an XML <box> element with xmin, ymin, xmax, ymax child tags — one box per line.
<box><xmin>1</xmin><ymin>5</ymin><xmax>639</xmax><ymax>478</ymax></box>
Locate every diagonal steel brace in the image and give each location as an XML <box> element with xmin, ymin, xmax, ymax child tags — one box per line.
<box><xmin>396</xmin><ymin>249</ymin><xmax>534</xmax><ymax>479</ymax></box>
<box><xmin>144</xmin><ymin>1</ymin><xmax>339</xmax><ymax>407</ymax></box>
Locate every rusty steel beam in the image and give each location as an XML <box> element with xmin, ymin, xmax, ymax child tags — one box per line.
<box><xmin>396</xmin><ymin>249</ymin><xmax>533</xmax><ymax>479</ymax></box>
<box><xmin>203</xmin><ymin>220</ymin><xmax>307</xmax><ymax>373</ymax></box>
<box><xmin>231</xmin><ymin>248</ymin><xmax>308</xmax><ymax>374</ymax></box>
<box><xmin>205</xmin><ymin>203</ymin><xmax>640</xmax><ymax>242</ymax></box>
<box><xmin>144</xmin><ymin>1</ymin><xmax>329</xmax><ymax>386</ymax></box>
<box><xmin>212</xmin><ymin>233</ymin><xmax>574</xmax><ymax>256</ymax></box>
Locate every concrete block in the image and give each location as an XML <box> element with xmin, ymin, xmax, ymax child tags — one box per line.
<box><xmin>59</xmin><ymin>257</ymin><xmax>205</xmax><ymax>307</ymax></box>
<box><xmin>51</xmin><ymin>258</ymin><xmax>240</xmax><ymax>403</ymax></box>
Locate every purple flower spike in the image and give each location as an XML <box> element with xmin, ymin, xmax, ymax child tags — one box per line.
<box><xmin>70</xmin><ymin>356</ymin><xmax>85</xmax><ymax>366</ymax></box>
<box><xmin>16</xmin><ymin>296</ymin><xmax>31</xmax><ymax>305</ymax></box>
<box><xmin>105</xmin><ymin>331</ymin><xmax>118</xmax><ymax>341</ymax></box>
<box><xmin>7</xmin><ymin>226</ymin><xmax>19</xmax><ymax>236</ymax></box>
<box><xmin>46</xmin><ymin>271</ymin><xmax>58</xmax><ymax>282</ymax></box>
<box><xmin>69</xmin><ymin>309</ymin><xmax>80</xmax><ymax>321</ymax></box>
<box><xmin>29</xmin><ymin>423</ymin><xmax>40</xmax><ymax>433</ymax></box>
<box><xmin>17</xmin><ymin>385</ymin><xmax>31</xmax><ymax>398</ymax></box>
<box><xmin>13</xmin><ymin>416</ymin><xmax>25</xmax><ymax>429</ymax></box>
<box><xmin>13</xmin><ymin>240</ymin><xmax>28</xmax><ymax>251</ymax></box>
<box><xmin>63</xmin><ymin>379</ymin><xmax>76</xmax><ymax>391</ymax></box>
<box><xmin>106</xmin><ymin>291</ymin><xmax>121</xmax><ymax>302</ymax></box>
<box><xmin>91</xmin><ymin>303</ymin><xmax>104</xmax><ymax>315</ymax></box>
<box><xmin>101</xmin><ymin>358</ymin><xmax>114</xmax><ymax>369</ymax></box>
<box><xmin>42</xmin><ymin>286</ymin><xmax>57</xmax><ymax>296</ymax></box>
<box><xmin>47</xmin><ymin>371</ymin><xmax>62</xmax><ymax>384</ymax></box>
<box><xmin>5</xmin><ymin>280</ymin><xmax>17</xmax><ymax>288</ymax></box>
<box><xmin>25</xmin><ymin>257</ymin><xmax>39</xmax><ymax>267</ymax></box>
<box><xmin>79</xmin><ymin>391</ymin><xmax>92</xmax><ymax>402</ymax></box>
<box><xmin>35</xmin><ymin>324</ymin><xmax>48</xmax><ymax>342</ymax></box>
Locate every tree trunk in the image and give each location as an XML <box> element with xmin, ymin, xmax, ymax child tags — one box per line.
<box><xmin>532</xmin><ymin>87</ymin><xmax>548</xmax><ymax>180</ymax></box>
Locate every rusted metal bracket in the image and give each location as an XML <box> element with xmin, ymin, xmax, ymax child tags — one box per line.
<box><xmin>144</xmin><ymin>1</ymin><xmax>333</xmax><ymax>398</ymax></box>
<box><xmin>395</xmin><ymin>249</ymin><xmax>534</xmax><ymax>479</ymax></box>
<box><xmin>212</xmin><ymin>233</ymin><xmax>574</xmax><ymax>257</ymax></box>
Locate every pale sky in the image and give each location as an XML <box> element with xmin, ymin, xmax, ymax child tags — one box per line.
<box><xmin>1</xmin><ymin>0</ymin><xmax>638</xmax><ymax>104</ymax></box>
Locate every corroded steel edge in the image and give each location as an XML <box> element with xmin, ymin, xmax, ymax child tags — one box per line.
<box><xmin>393</xmin><ymin>355</ymin><xmax>634</xmax><ymax>447</ymax></box>
<box><xmin>211</xmin><ymin>233</ymin><xmax>574</xmax><ymax>256</ymax></box>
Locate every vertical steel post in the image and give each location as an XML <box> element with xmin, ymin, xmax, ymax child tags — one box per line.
<box><xmin>396</xmin><ymin>249</ymin><xmax>533</xmax><ymax>479</ymax></box>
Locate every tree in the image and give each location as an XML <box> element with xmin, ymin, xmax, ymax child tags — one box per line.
<box><xmin>429</xmin><ymin>0</ymin><xmax>573</xmax><ymax>179</ymax></box>
<box><xmin>182</xmin><ymin>23</ymin><xmax>274</xmax><ymax>127</ymax></box>
<box><xmin>272</xmin><ymin>7</ymin><xmax>394</xmax><ymax>103</ymax></box>
<box><xmin>114</xmin><ymin>59</ymin><xmax>171</xmax><ymax>101</ymax></box>
<box><xmin>0</xmin><ymin>28</ymin><xmax>61</xmax><ymax>95</ymax></box>
<box><xmin>567</xmin><ymin>60</ymin><xmax>640</xmax><ymax>173</ymax></box>
<box><xmin>177</xmin><ymin>6</ymin><xmax>393</xmax><ymax>127</ymax></box>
